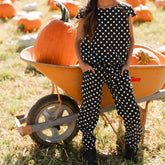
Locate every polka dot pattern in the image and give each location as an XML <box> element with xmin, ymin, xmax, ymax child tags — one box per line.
<box><xmin>77</xmin><ymin>3</ymin><xmax>136</xmax><ymax>66</ymax></box>
<box><xmin>76</xmin><ymin>3</ymin><xmax>142</xmax><ymax>151</ymax></box>
<box><xmin>78</xmin><ymin>65</ymin><xmax>142</xmax><ymax>150</ymax></box>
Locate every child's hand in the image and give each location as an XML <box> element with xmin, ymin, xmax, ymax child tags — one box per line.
<box><xmin>79</xmin><ymin>61</ymin><xmax>95</xmax><ymax>74</ymax></box>
<box><xmin>121</xmin><ymin>65</ymin><xmax>129</xmax><ymax>75</ymax></box>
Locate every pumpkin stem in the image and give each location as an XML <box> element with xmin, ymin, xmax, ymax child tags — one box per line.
<box><xmin>56</xmin><ymin>2</ymin><xmax>69</xmax><ymax>22</ymax></box>
<box><xmin>139</xmin><ymin>50</ymin><xmax>149</xmax><ymax>64</ymax></box>
<box><xmin>17</xmin><ymin>24</ymin><xmax>24</xmax><ymax>32</ymax></box>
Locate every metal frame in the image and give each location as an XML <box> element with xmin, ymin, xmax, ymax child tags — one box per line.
<box><xmin>15</xmin><ymin>89</ymin><xmax>165</xmax><ymax>137</ymax></box>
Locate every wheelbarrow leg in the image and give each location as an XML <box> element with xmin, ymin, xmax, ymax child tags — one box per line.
<box><xmin>51</xmin><ymin>81</ymin><xmax>55</xmax><ymax>94</ymax></box>
<box><xmin>100</xmin><ymin>100</ymin><xmax>151</xmax><ymax>148</ymax></box>
<box><xmin>139</xmin><ymin>100</ymin><xmax>151</xmax><ymax>145</ymax></box>
<box><xmin>100</xmin><ymin>114</ymin><xmax>124</xmax><ymax>145</ymax></box>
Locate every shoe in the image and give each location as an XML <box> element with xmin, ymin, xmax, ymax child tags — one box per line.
<box><xmin>84</xmin><ymin>148</ymin><xmax>98</xmax><ymax>165</ymax></box>
<box><xmin>123</xmin><ymin>144</ymin><xmax>138</xmax><ymax>164</ymax></box>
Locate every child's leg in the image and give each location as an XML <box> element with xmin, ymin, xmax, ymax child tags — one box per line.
<box><xmin>78</xmin><ymin>68</ymin><xmax>104</xmax><ymax>151</ymax></box>
<box><xmin>106</xmin><ymin>69</ymin><xmax>142</xmax><ymax>150</ymax></box>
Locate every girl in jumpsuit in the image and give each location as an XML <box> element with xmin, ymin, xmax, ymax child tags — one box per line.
<box><xmin>75</xmin><ymin>0</ymin><xmax>142</xmax><ymax>164</ymax></box>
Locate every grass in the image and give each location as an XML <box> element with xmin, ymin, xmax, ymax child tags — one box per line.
<box><xmin>0</xmin><ymin>0</ymin><xmax>165</xmax><ymax>164</ymax></box>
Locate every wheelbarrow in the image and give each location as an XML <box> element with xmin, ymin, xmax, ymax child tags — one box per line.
<box><xmin>15</xmin><ymin>43</ymin><xmax>165</xmax><ymax>146</ymax></box>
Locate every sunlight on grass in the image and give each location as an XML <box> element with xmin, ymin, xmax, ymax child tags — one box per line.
<box><xmin>134</xmin><ymin>1</ymin><xmax>165</xmax><ymax>48</ymax></box>
<box><xmin>0</xmin><ymin>0</ymin><xmax>165</xmax><ymax>164</ymax></box>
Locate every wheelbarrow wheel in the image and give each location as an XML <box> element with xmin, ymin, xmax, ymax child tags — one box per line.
<box><xmin>27</xmin><ymin>94</ymin><xmax>79</xmax><ymax>146</ymax></box>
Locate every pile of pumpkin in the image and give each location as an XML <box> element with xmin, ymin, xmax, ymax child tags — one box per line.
<box><xmin>1</xmin><ymin>1</ymin><xmax>165</xmax><ymax>88</ymax></box>
<box><xmin>0</xmin><ymin>0</ymin><xmax>43</xmax><ymax>32</ymax></box>
<box><xmin>33</xmin><ymin>2</ymin><xmax>165</xmax><ymax>66</ymax></box>
<box><xmin>125</xmin><ymin>0</ymin><xmax>165</xmax><ymax>88</ymax></box>
<box><xmin>126</xmin><ymin>0</ymin><xmax>153</xmax><ymax>22</ymax></box>
<box><xmin>0</xmin><ymin>0</ymin><xmax>16</xmax><ymax>19</ymax></box>
<box><xmin>150</xmin><ymin>0</ymin><xmax>165</xmax><ymax>9</ymax></box>
<box><xmin>0</xmin><ymin>0</ymin><xmax>80</xmax><ymax>32</ymax></box>
<box><xmin>126</xmin><ymin>0</ymin><xmax>165</xmax><ymax>22</ymax></box>
<box><xmin>48</xmin><ymin>0</ymin><xmax>80</xmax><ymax>18</ymax></box>
<box><xmin>15</xmin><ymin>0</ymin><xmax>81</xmax><ymax>32</ymax></box>
<box><xmin>13</xmin><ymin>2</ymin><xmax>43</xmax><ymax>32</ymax></box>
<box><xmin>32</xmin><ymin>2</ymin><xmax>165</xmax><ymax>89</ymax></box>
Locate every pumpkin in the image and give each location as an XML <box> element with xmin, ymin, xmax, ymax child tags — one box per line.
<box><xmin>161</xmin><ymin>83</ymin><xmax>165</xmax><ymax>89</ymax></box>
<box><xmin>50</xmin><ymin>0</ymin><xmax>59</xmax><ymax>10</ymax></box>
<box><xmin>11</xmin><ymin>11</ymin><xmax>26</xmax><ymax>25</ymax></box>
<box><xmin>50</xmin><ymin>0</ymin><xmax>65</xmax><ymax>10</ymax></box>
<box><xmin>17</xmin><ymin>12</ymin><xmax>42</xmax><ymax>32</ymax></box>
<box><xmin>157</xmin><ymin>45</ymin><xmax>165</xmax><ymax>55</ymax></box>
<box><xmin>139</xmin><ymin>0</ymin><xmax>146</xmax><ymax>5</ymax></box>
<box><xmin>63</xmin><ymin>0</ymin><xmax>80</xmax><ymax>18</ymax></box>
<box><xmin>125</xmin><ymin>0</ymin><xmax>141</xmax><ymax>8</ymax></box>
<box><xmin>50</xmin><ymin>0</ymin><xmax>80</xmax><ymax>17</ymax></box>
<box><xmin>132</xmin><ymin>5</ymin><xmax>153</xmax><ymax>22</ymax></box>
<box><xmin>0</xmin><ymin>0</ymin><xmax>16</xmax><ymax>18</ymax></box>
<box><xmin>33</xmin><ymin>2</ymin><xmax>78</xmax><ymax>65</ymax></box>
<box><xmin>155</xmin><ymin>0</ymin><xmax>165</xmax><ymax>8</ymax></box>
<box><xmin>131</xmin><ymin>48</ymin><xmax>161</xmax><ymax>65</ymax></box>
<box><xmin>48</xmin><ymin>0</ymin><xmax>52</xmax><ymax>4</ymax></box>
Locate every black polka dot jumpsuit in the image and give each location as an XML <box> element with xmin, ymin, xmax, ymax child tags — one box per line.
<box><xmin>76</xmin><ymin>3</ymin><xmax>142</xmax><ymax>151</ymax></box>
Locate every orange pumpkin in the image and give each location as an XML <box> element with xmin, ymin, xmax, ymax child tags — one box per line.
<box><xmin>63</xmin><ymin>0</ymin><xmax>80</xmax><ymax>18</ymax></box>
<box><xmin>131</xmin><ymin>48</ymin><xmax>161</xmax><ymax>65</ymax></box>
<box><xmin>125</xmin><ymin>0</ymin><xmax>141</xmax><ymax>8</ymax></box>
<box><xmin>161</xmin><ymin>83</ymin><xmax>165</xmax><ymax>89</ymax></box>
<box><xmin>34</xmin><ymin>3</ymin><xmax>78</xmax><ymax>65</ymax></box>
<box><xmin>49</xmin><ymin>0</ymin><xmax>66</xmax><ymax>10</ymax></box>
<box><xmin>17</xmin><ymin>13</ymin><xmax>42</xmax><ymax>32</ymax></box>
<box><xmin>48</xmin><ymin>0</ymin><xmax>52</xmax><ymax>4</ymax></box>
<box><xmin>139</xmin><ymin>0</ymin><xmax>146</xmax><ymax>5</ymax></box>
<box><xmin>155</xmin><ymin>0</ymin><xmax>165</xmax><ymax>8</ymax></box>
<box><xmin>132</xmin><ymin>5</ymin><xmax>153</xmax><ymax>22</ymax></box>
<box><xmin>0</xmin><ymin>0</ymin><xmax>16</xmax><ymax>18</ymax></box>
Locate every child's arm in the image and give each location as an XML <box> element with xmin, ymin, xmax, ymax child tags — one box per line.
<box><xmin>75</xmin><ymin>19</ymin><xmax>95</xmax><ymax>73</ymax></box>
<box><xmin>121</xmin><ymin>16</ymin><xmax>134</xmax><ymax>75</ymax></box>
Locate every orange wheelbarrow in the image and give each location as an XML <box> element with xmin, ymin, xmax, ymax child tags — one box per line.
<box><xmin>15</xmin><ymin>44</ymin><xmax>165</xmax><ymax>146</ymax></box>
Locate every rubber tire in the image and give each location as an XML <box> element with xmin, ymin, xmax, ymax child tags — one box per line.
<box><xmin>27</xmin><ymin>94</ymin><xmax>79</xmax><ymax>146</ymax></box>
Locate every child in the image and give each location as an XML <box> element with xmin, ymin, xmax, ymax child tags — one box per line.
<box><xmin>75</xmin><ymin>0</ymin><xmax>142</xmax><ymax>164</ymax></box>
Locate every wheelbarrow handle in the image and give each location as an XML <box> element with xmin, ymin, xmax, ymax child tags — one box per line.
<box><xmin>131</xmin><ymin>78</ymin><xmax>141</xmax><ymax>82</ymax></box>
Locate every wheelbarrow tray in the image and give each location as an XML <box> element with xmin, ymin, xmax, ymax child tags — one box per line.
<box><xmin>20</xmin><ymin>44</ymin><xmax>165</xmax><ymax>108</ymax></box>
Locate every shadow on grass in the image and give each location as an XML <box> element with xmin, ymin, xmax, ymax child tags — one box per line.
<box><xmin>24</xmin><ymin>64</ymin><xmax>42</xmax><ymax>75</ymax></box>
<box><xmin>4</xmin><ymin>120</ymin><xmax>145</xmax><ymax>165</ymax></box>
<box><xmin>0</xmin><ymin>18</ymin><xmax>10</xmax><ymax>23</ymax></box>
<box><xmin>3</xmin><ymin>119</ymin><xmax>145</xmax><ymax>165</ymax></box>
<box><xmin>8</xmin><ymin>132</ymin><xmax>145</xmax><ymax>165</ymax></box>
<box><xmin>8</xmin><ymin>141</ymin><xmax>86</xmax><ymax>165</ymax></box>
<box><xmin>3</xmin><ymin>138</ymin><xmax>145</xmax><ymax>165</ymax></box>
